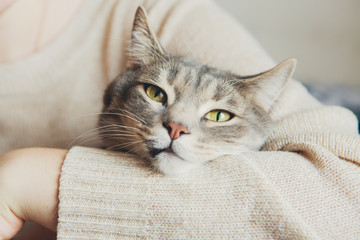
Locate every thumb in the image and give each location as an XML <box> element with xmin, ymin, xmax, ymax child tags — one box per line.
<box><xmin>0</xmin><ymin>208</ymin><xmax>23</xmax><ymax>240</ymax></box>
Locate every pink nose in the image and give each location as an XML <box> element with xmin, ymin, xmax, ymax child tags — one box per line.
<box><xmin>164</xmin><ymin>122</ymin><xmax>189</xmax><ymax>140</ymax></box>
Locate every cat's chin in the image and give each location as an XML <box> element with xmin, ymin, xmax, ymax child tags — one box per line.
<box><xmin>152</xmin><ymin>152</ymin><xmax>200</xmax><ymax>175</ymax></box>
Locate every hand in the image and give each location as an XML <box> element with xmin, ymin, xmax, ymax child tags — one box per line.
<box><xmin>0</xmin><ymin>148</ymin><xmax>67</xmax><ymax>240</ymax></box>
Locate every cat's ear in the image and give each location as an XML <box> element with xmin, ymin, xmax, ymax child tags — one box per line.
<box><xmin>239</xmin><ymin>59</ymin><xmax>296</xmax><ymax>112</ymax></box>
<box><xmin>128</xmin><ymin>6</ymin><xmax>167</xmax><ymax>66</ymax></box>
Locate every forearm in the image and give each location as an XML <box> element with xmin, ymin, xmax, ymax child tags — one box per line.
<box><xmin>0</xmin><ymin>148</ymin><xmax>67</xmax><ymax>239</ymax></box>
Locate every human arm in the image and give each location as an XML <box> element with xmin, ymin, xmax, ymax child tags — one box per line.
<box><xmin>0</xmin><ymin>148</ymin><xmax>67</xmax><ymax>239</ymax></box>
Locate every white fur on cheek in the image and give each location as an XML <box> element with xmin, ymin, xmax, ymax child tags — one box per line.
<box><xmin>171</xmin><ymin>137</ymin><xmax>199</xmax><ymax>163</ymax></box>
<box><xmin>148</xmin><ymin>128</ymin><xmax>171</xmax><ymax>149</ymax></box>
<box><xmin>152</xmin><ymin>152</ymin><xmax>200</xmax><ymax>175</ymax></box>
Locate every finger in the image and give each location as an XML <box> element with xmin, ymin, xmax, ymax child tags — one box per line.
<box><xmin>0</xmin><ymin>207</ymin><xmax>23</xmax><ymax>240</ymax></box>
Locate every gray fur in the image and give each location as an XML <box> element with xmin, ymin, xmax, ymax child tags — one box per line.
<box><xmin>98</xmin><ymin>6</ymin><xmax>296</xmax><ymax>175</ymax></box>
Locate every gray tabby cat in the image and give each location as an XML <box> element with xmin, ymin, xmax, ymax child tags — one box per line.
<box><xmin>99</xmin><ymin>6</ymin><xmax>296</xmax><ymax>175</ymax></box>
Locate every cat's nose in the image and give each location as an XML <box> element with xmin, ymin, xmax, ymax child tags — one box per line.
<box><xmin>163</xmin><ymin>122</ymin><xmax>189</xmax><ymax>140</ymax></box>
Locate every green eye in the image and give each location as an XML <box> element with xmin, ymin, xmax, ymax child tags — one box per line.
<box><xmin>205</xmin><ymin>110</ymin><xmax>233</xmax><ymax>122</ymax></box>
<box><xmin>145</xmin><ymin>85</ymin><xmax>166</xmax><ymax>103</ymax></box>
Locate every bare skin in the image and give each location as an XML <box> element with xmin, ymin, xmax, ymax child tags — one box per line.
<box><xmin>0</xmin><ymin>0</ymin><xmax>84</xmax><ymax>238</ymax></box>
<box><xmin>0</xmin><ymin>148</ymin><xmax>67</xmax><ymax>239</ymax></box>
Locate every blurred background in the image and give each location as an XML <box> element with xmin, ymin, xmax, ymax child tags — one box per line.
<box><xmin>215</xmin><ymin>0</ymin><xmax>360</xmax><ymax>129</ymax></box>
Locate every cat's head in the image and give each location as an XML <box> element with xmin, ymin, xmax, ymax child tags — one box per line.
<box><xmin>99</xmin><ymin>6</ymin><xmax>296</xmax><ymax>175</ymax></box>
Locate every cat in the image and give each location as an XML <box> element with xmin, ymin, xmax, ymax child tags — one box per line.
<box><xmin>98</xmin><ymin>6</ymin><xmax>296</xmax><ymax>175</ymax></box>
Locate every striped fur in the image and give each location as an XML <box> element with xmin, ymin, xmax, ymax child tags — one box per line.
<box><xmin>98</xmin><ymin>7</ymin><xmax>296</xmax><ymax>175</ymax></box>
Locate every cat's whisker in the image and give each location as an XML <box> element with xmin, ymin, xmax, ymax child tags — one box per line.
<box><xmin>67</xmin><ymin>124</ymin><xmax>121</xmax><ymax>148</ymax></box>
<box><xmin>99</xmin><ymin>129</ymin><xmax>135</xmax><ymax>135</ymax></box>
<box><xmin>100</xmin><ymin>123</ymin><xmax>140</xmax><ymax>131</ymax></box>
<box><xmin>119</xmin><ymin>142</ymin><xmax>144</xmax><ymax>154</ymax></box>
<box><xmin>113</xmin><ymin>99</ymin><xmax>146</xmax><ymax>124</ymax></box>
<box><xmin>68</xmin><ymin>112</ymin><xmax>102</xmax><ymax>121</ymax></box>
<box><xmin>112</xmin><ymin>111</ymin><xmax>142</xmax><ymax>125</ymax></box>
<box><xmin>100</xmin><ymin>133</ymin><xmax>138</xmax><ymax>139</ymax></box>
<box><xmin>111</xmin><ymin>99</ymin><xmax>145</xmax><ymax>124</ymax></box>
<box><xmin>106</xmin><ymin>139</ymin><xmax>146</xmax><ymax>151</ymax></box>
<box><xmin>72</xmin><ymin>136</ymin><xmax>102</xmax><ymax>147</ymax></box>
<box><xmin>68</xmin><ymin>123</ymin><xmax>138</xmax><ymax>148</ymax></box>
<box><xmin>113</xmin><ymin>97</ymin><xmax>122</xmax><ymax>109</ymax></box>
<box><xmin>78</xmin><ymin>133</ymin><xmax>132</xmax><ymax>147</ymax></box>
<box><xmin>72</xmin><ymin>111</ymin><xmax>142</xmax><ymax>125</ymax></box>
<box><xmin>118</xmin><ymin>108</ymin><xmax>146</xmax><ymax>124</ymax></box>
<box><xmin>102</xmin><ymin>111</ymin><xmax>142</xmax><ymax>124</ymax></box>
<box><xmin>129</xmin><ymin>144</ymin><xmax>147</xmax><ymax>154</ymax></box>
<box><xmin>97</xmin><ymin>128</ymin><xmax>139</xmax><ymax>143</ymax></box>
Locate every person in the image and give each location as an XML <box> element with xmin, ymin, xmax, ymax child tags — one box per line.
<box><xmin>1</xmin><ymin>0</ymin><xmax>360</xmax><ymax>239</ymax></box>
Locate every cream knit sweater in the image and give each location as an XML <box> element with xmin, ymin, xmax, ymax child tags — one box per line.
<box><xmin>1</xmin><ymin>0</ymin><xmax>359</xmax><ymax>239</ymax></box>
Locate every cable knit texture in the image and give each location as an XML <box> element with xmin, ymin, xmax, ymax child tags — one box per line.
<box><xmin>1</xmin><ymin>0</ymin><xmax>358</xmax><ymax>238</ymax></box>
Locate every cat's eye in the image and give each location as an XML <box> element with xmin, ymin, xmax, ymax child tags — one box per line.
<box><xmin>144</xmin><ymin>84</ymin><xmax>167</xmax><ymax>103</ymax></box>
<box><xmin>205</xmin><ymin>110</ymin><xmax>233</xmax><ymax>122</ymax></box>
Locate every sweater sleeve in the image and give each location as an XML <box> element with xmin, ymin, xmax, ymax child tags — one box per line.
<box><xmin>57</xmin><ymin>0</ymin><xmax>360</xmax><ymax>239</ymax></box>
<box><xmin>58</xmin><ymin>119</ymin><xmax>360</xmax><ymax>239</ymax></box>
<box><xmin>57</xmin><ymin>147</ymin><xmax>319</xmax><ymax>239</ymax></box>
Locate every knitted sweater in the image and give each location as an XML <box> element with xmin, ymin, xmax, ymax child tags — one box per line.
<box><xmin>1</xmin><ymin>0</ymin><xmax>359</xmax><ymax>239</ymax></box>
<box><xmin>59</xmin><ymin>106</ymin><xmax>360</xmax><ymax>239</ymax></box>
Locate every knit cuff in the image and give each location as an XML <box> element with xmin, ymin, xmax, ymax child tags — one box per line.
<box><xmin>57</xmin><ymin>147</ymin><xmax>152</xmax><ymax>239</ymax></box>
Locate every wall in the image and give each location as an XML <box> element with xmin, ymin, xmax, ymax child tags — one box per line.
<box><xmin>214</xmin><ymin>0</ymin><xmax>360</xmax><ymax>88</ymax></box>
